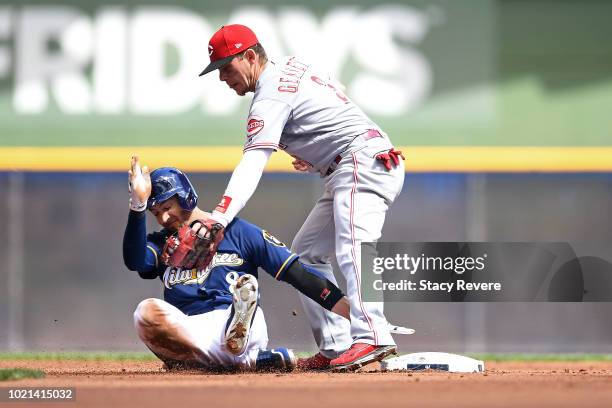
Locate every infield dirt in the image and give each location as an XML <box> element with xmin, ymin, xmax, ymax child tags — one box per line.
<box><xmin>1</xmin><ymin>360</ymin><xmax>611</xmax><ymax>408</ymax></box>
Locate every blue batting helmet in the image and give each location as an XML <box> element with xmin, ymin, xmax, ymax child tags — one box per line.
<box><xmin>147</xmin><ymin>167</ymin><xmax>198</xmax><ymax>211</ymax></box>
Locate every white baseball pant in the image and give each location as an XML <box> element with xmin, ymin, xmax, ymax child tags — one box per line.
<box><xmin>292</xmin><ymin>136</ymin><xmax>405</xmax><ymax>357</ymax></box>
<box><xmin>133</xmin><ymin>298</ymin><xmax>268</xmax><ymax>370</ymax></box>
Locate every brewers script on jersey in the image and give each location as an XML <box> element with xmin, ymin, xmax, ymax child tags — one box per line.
<box><xmin>127</xmin><ymin>212</ymin><xmax>296</xmax><ymax>369</ymax></box>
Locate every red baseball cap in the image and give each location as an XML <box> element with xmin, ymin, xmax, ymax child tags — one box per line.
<box><xmin>199</xmin><ymin>24</ymin><xmax>259</xmax><ymax>76</ymax></box>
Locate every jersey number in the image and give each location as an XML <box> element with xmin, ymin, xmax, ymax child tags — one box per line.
<box><xmin>310</xmin><ymin>76</ymin><xmax>348</xmax><ymax>103</ymax></box>
<box><xmin>225</xmin><ymin>271</ymin><xmax>240</xmax><ymax>286</ymax></box>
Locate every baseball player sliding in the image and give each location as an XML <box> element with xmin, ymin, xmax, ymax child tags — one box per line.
<box><xmin>123</xmin><ymin>156</ymin><xmax>351</xmax><ymax>371</ymax></box>
<box><xmin>198</xmin><ymin>25</ymin><xmax>405</xmax><ymax>371</ymax></box>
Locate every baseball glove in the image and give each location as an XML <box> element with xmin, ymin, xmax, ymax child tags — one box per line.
<box><xmin>161</xmin><ymin>219</ymin><xmax>225</xmax><ymax>270</ymax></box>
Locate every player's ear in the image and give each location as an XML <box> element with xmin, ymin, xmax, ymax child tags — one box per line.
<box><xmin>245</xmin><ymin>48</ymin><xmax>258</xmax><ymax>64</ymax></box>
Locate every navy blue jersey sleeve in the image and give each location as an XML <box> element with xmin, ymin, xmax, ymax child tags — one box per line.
<box><xmin>234</xmin><ymin>219</ymin><xmax>298</xmax><ymax>280</ymax></box>
<box><xmin>122</xmin><ymin>210</ymin><xmax>166</xmax><ymax>279</ymax></box>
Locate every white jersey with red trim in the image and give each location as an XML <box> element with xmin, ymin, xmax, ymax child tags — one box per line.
<box><xmin>243</xmin><ymin>56</ymin><xmax>384</xmax><ymax>174</ymax></box>
<box><xmin>237</xmin><ymin>56</ymin><xmax>405</xmax><ymax>359</ymax></box>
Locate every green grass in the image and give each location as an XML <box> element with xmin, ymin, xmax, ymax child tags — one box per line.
<box><xmin>0</xmin><ymin>368</ymin><xmax>46</xmax><ymax>381</ymax></box>
<box><xmin>0</xmin><ymin>351</ymin><xmax>157</xmax><ymax>361</ymax></box>
<box><xmin>1</xmin><ymin>351</ymin><xmax>611</xmax><ymax>363</ymax></box>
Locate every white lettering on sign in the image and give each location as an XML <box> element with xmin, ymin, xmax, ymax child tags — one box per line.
<box><xmin>4</xmin><ymin>5</ymin><xmax>435</xmax><ymax>116</ymax></box>
<box><xmin>351</xmin><ymin>5</ymin><xmax>432</xmax><ymax>115</ymax></box>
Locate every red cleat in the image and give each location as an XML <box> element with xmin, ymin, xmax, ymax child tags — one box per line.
<box><xmin>329</xmin><ymin>343</ymin><xmax>397</xmax><ymax>371</ymax></box>
<box><xmin>297</xmin><ymin>353</ymin><xmax>332</xmax><ymax>371</ymax></box>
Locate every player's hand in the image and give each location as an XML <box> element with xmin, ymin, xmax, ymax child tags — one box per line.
<box><xmin>161</xmin><ymin>219</ymin><xmax>225</xmax><ymax>270</ymax></box>
<box><xmin>291</xmin><ymin>156</ymin><xmax>312</xmax><ymax>172</ymax></box>
<box><xmin>190</xmin><ymin>219</ymin><xmax>225</xmax><ymax>269</ymax></box>
<box><xmin>128</xmin><ymin>154</ymin><xmax>152</xmax><ymax>212</ymax></box>
<box><xmin>375</xmin><ymin>148</ymin><xmax>405</xmax><ymax>171</ymax></box>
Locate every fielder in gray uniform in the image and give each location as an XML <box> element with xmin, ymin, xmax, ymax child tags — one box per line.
<box><xmin>199</xmin><ymin>24</ymin><xmax>405</xmax><ymax>371</ymax></box>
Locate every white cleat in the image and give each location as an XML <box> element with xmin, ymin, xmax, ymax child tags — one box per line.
<box><xmin>225</xmin><ymin>274</ymin><xmax>258</xmax><ymax>355</ymax></box>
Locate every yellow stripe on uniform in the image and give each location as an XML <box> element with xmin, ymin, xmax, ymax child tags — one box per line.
<box><xmin>146</xmin><ymin>245</ymin><xmax>159</xmax><ymax>268</ymax></box>
<box><xmin>274</xmin><ymin>254</ymin><xmax>298</xmax><ymax>280</ymax></box>
<box><xmin>0</xmin><ymin>146</ymin><xmax>611</xmax><ymax>172</ymax></box>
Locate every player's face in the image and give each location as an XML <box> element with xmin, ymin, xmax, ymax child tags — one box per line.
<box><xmin>150</xmin><ymin>197</ymin><xmax>189</xmax><ymax>231</ymax></box>
<box><xmin>218</xmin><ymin>53</ymin><xmax>254</xmax><ymax>96</ymax></box>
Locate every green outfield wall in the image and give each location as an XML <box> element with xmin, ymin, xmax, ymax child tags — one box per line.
<box><xmin>0</xmin><ymin>0</ymin><xmax>610</xmax><ymax>151</ymax></box>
